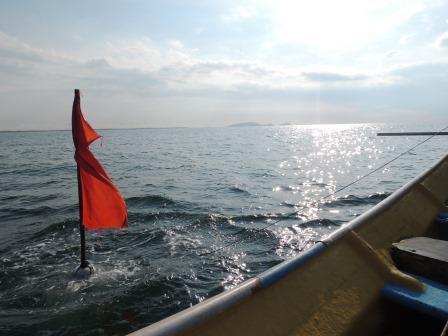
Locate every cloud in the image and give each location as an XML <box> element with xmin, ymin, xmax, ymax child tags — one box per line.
<box><xmin>102</xmin><ymin>38</ymin><xmax>194</xmax><ymax>73</ymax></box>
<box><xmin>392</xmin><ymin>61</ymin><xmax>448</xmax><ymax>81</ymax></box>
<box><xmin>0</xmin><ymin>30</ymin><xmax>447</xmax><ymax>129</ymax></box>
<box><xmin>0</xmin><ymin>31</ymin><xmax>430</xmax><ymax>96</ymax></box>
<box><xmin>0</xmin><ymin>32</ymin><xmax>166</xmax><ymax>94</ymax></box>
<box><xmin>222</xmin><ymin>4</ymin><xmax>258</xmax><ymax>22</ymax></box>
<box><xmin>399</xmin><ymin>34</ymin><xmax>413</xmax><ymax>45</ymax></box>
<box><xmin>0</xmin><ymin>31</ymin><xmax>47</xmax><ymax>63</ymax></box>
<box><xmin>435</xmin><ymin>31</ymin><xmax>448</xmax><ymax>48</ymax></box>
<box><xmin>302</xmin><ymin>72</ymin><xmax>368</xmax><ymax>82</ymax></box>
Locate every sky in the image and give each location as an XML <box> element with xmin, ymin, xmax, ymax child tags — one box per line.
<box><xmin>0</xmin><ymin>0</ymin><xmax>447</xmax><ymax>130</ymax></box>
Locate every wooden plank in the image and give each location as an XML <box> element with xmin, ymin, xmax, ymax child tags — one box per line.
<box><xmin>391</xmin><ymin>237</ymin><xmax>448</xmax><ymax>284</ymax></box>
<box><xmin>377</xmin><ymin>132</ymin><xmax>448</xmax><ymax>136</ymax></box>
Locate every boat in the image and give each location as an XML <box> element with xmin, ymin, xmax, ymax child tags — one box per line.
<box><xmin>130</xmin><ymin>154</ymin><xmax>448</xmax><ymax>336</ymax></box>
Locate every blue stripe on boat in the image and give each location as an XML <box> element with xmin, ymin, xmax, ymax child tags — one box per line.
<box><xmin>382</xmin><ymin>274</ymin><xmax>448</xmax><ymax>320</ymax></box>
<box><xmin>258</xmin><ymin>242</ymin><xmax>326</xmax><ymax>288</ymax></box>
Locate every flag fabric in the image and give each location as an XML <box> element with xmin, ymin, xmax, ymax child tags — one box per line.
<box><xmin>72</xmin><ymin>89</ymin><xmax>127</xmax><ymax>229</ymax></box>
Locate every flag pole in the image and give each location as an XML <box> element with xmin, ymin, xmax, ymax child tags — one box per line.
<box><xmin>77</xmin><ymin>166</ymin><xmax>87</xmax><ymax>265</ymax></box>
<box><xmin>74</xmin><ymin>89</ymin><xmax>94</xmax><ymax>276</ymax></box>
<box><xmin>75</xmin><ymin>165</ymin><xmax>94</xmax><ymax>275</ymax></box>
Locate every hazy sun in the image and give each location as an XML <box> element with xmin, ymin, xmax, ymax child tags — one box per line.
<box><xmin>265</xmin><ymin>0</ymin><xmax>424</xmax><ymax>50</ymax></box>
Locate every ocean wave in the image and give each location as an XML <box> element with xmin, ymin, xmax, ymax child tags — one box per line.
<box><xmin>229</xmin><ymin>216</ymin><xmax>341</xmax><ymax>230</ymax></box>
<box><xmin>130</xmin><ymin>212</ymin><xmax>231</xmax><ymax>232</ymax></box>
<box><xmin>0</xmin><ymin>205</ymin><xmax>56</xmax><ymax>219</ymax></box>
<box><xmin>365</xmin><ymin>192</ymin><xmax>391</xmax><ymax>201</ymax></box>
<box><xmin>29</xmin><ymin>219</ymin><xmax>79</xmax><ymax>240</ymax></box>
<box><xmin>131</xmin><ymin>211</ymin><xmax>202</xmax><ymax>223</ymax></box>
<box><xmin>12</xmin><ymin>193</ymin><xmax>63</xmax><ymax>205</ymax></box>
<box><xmin>233</xmin><ymin>226</ymin><xmax>278</xmax><ymax>241</ymax></box>
<box><xmin>280</xmin><ymin>201</ymin><xmax>297</xmax><ymax>208</ymax></box>
<box><xmin>299</xmin><ymin>218</ymin><xmax>343</xmax><ymax>227</ymax></box>
<box><xmin>126</xmin><ymin>194</ymin><xmax>176</xmax><ymax>207</ymax></box>
<box><xmin>0</xmin><ymin>164</ymin><xmax>73</xmax><ymax>177</ymax></box>
<box><xmin>124</xmin><ymin>227</ymin><xmax>168</xmax><ymax>249</ymax></box>
<box><xmin>324</xmin><ymin>192</ymin><xmax>391</xmax><ymax>207</ymax></box>
<box><xmin>125</xmin><ymin>194</ymin><xmax>201</xmax><ymax>211</ymax></box>
<box><xmin>0</xmin><ymin>204</ymin><xmax>77</xmax><ymax>220</ymax></box>
<box><xmin>228</xmin><ymin>186</ymin><xmax>252</xmax><ymax>196</ymax></box>
<box><xmin>0</xmin><ymin>195</ymin><xmax>21</xmax><ymax>201</ymax></box>
<box><xmin>10</xmin><ymin>179</ymin><xmax>59</xmax><ymax>191</ymax></box>
<box><xmin>274</xmin><ymin>185</ymin><xmax>300</xmax><ymax>192</ymax></box>
<box><xmin>230</xmin><ymin>213</ymin><xmax>294</xmax><ymax>223</ymax></box>
<box><xmin>274</xmin><ymin>225</ymin><xmax>321</xmax><ymax>259</ymax></box>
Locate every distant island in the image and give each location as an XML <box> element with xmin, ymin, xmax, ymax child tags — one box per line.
<box><xmin>228</xmin><ymin>122</ymin><xmax>273</xmax><ymax>127</ymax></box>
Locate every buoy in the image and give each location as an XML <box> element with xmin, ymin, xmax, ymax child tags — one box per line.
<box><xmin>74</xmin><ymin>261</ymin><xmax>95</xmax><ymax>278</ymax></box>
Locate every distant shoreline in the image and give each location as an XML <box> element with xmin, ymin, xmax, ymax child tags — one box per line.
<box><xmin>228</xmin><ymin>122</ymin><xmax>273</xmax><ymax>127</ymax></box>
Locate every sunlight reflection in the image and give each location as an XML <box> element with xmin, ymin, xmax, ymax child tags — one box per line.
<box><xmin>269</xmin><ymin>124</ymin><xmax>381</xmax><ymax>256</ymax></box>
<box><xmin>221</xmin><ymin>252</ymin><xmax>249</xmax><ymax>290</ymax></box>
<box><xmin>275</xmin><ymin>225</ymin><xmax>319</xmax><ymax>259</ymax></box>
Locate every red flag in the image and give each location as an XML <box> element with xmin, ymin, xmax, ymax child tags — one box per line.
<box><xmin>72</xmin><ymin>89</ymin><xmax>127</xmax><ymax>229</ymax></box>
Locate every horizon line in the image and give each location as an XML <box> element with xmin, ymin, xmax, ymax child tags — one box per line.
<box><xmin>0</xmin><ymin>122</ymin><xmax>391</xmax><ymax>133</ymax></box>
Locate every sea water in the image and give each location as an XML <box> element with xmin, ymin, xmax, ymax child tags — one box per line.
<box><xmin>0</xmin><ymin>124</ymin><xmax>446</xmax><ymax>335</ymax></box>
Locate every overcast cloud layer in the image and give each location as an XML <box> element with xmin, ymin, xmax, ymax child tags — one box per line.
<box><xmin>0</xmin><ymin>0</ymin><xmax>447</xmax><ymax>130</ymax></box>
